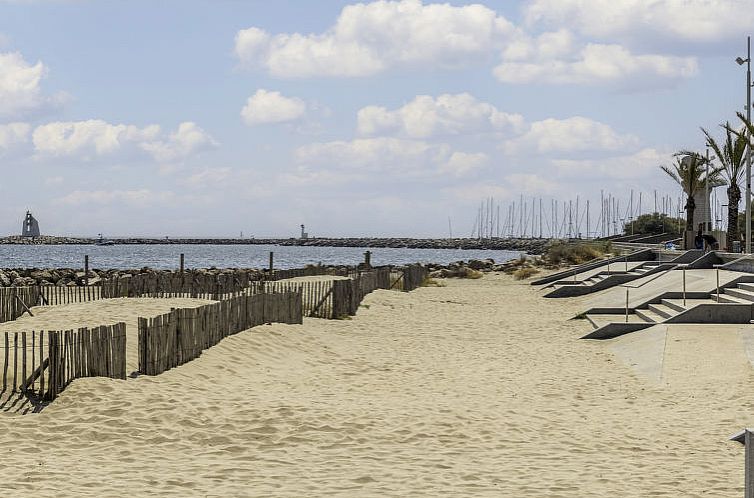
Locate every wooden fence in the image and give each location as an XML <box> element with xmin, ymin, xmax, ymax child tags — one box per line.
<box><xmin>101</xmin><ymin>272</ymin><xmax>257</xmax><ymax>300</ymax></box>
<box><xmin>251</xmin><ymin>267</ymin><xmax>396</xmax><ymax>319</ymax></box>
<box><xmin>0</xmin><ymin>323</ymin><xmax>126</xmax><ymax>404</ymax></box>
<box><xmin>40</xmin><ymin>285</ymin><xmax>104</xmax><ymax>306</ymax></box>
<box><xmin>0</xmin><ymin>287</ymin><xmax>41</xmax><ymax>324</ymax></box>
<box><xmin>247</xmin><ymin>279</ymin><xmax>335</xmax><ymax>318</ymax></box>
<box><xmin>270</xmin><ymin>266</ymin><xmax>345</xmax><ymax>281</ymax></box>
<box><xmin>331</xmin><ymin>268</ymin><xmax>395</xmax><ymax>318</ymax></box>
<box><xmin>138</xmin><ymin>291</ymin><xmax>302</xmax><ymax>376</ymax></box>
<box><xmin>100</xmin><ymin>266</ymin><xmax>338</xmax><ymax>300</ymax></box>
<box><xmin>397</xmin><ymin>264</ymin><xmax>429</xmax><ymax>292</ymax></box>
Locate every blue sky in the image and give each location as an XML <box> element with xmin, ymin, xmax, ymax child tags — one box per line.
<box><xmin>0</xmin><ymin>0</ymin><xmax>751</xmax><ymax>237</ymax></box>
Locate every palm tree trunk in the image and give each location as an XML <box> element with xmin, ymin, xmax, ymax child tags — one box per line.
<box><xmin>684</xmin><ymin>195</ymin><xmax>695</xmax><ymax>232</ymax></box>
<box><xmin>728</xmin><ymin>184</ymin><xmax>741</xmax><ymax>246</ymax></box>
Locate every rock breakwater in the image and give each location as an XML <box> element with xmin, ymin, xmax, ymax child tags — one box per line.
<box><xmin>0</xmin><ymin>235</ymin><xmax>548</xmax><ymax>253</ymax></box>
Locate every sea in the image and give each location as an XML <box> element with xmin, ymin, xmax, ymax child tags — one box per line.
<box><xmin>0</xmin><ymin>244</ymin><xmax>521</xmax><ymax>270</ymax></box>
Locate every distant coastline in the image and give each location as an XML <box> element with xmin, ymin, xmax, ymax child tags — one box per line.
<box><xmin>0</xmin><ymin>235</ymin><xmax>548</xmax><ymax>254</ymax></box>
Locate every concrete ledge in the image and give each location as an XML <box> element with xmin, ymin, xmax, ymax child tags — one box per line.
<box><xmin>684</xmin><ymin>251</ymin><xmax>723</xmax><ymax>269</ymax></box>
<box><xmin>581</xmin><ymin>322</ymin><xmax>653</xmax><ymax>340</ymax></box>
<box><xmin>668</xmin><ymin>249</ymin><xmax>704</xmax><ymax>264</ymax></box>
<box><xmin>718</xmin><ymin>253</ymin><xmax>754</xmax><ymax>272</ymax></box>
<box><xmin>665</xmin><ymin>303</ymin><xmax>754</xmax><ymax>324</ymax></box>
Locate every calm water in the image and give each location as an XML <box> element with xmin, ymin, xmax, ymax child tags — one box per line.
<box><xmin>0</xmin><ymin>244</ymin><xmax>521</xmax><ymax>270</ymax></box>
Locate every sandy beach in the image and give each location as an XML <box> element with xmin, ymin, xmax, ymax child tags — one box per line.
<box><xmin>0</xmin><ymin>273</ymin><xmax>748</xmax><ymax>496</ymax></box>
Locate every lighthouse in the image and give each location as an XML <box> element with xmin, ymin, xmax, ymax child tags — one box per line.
<box><xmin>21</xmin><ymin>211</ymin><xmax>40</xmax><ymax>238</ymax></box>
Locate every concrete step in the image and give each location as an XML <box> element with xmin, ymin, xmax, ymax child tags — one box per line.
<box><xmin>635</xmin><ymin>308</ymin><xmax>666</xmax><ymax>323</ymax></box>
<box><xmin>661</xmin><ymin>298</ymin><xmax>686</xmax><ymax>312</ymax></box>
<box><xmin>634</xmin><ymin>268</ymin><xmax>650</xmax><ymax>274</ymax></box>
<box><xmin>737</xmin><ymin>282</ymin><xmax>754</xmax><ymax>293</ymax></box>
<box><xmin>663</xmin><ymin>298</ymin><xmax>717</xmax><ymax>311</ymax></box>
<box><xmin>715</xmin><ymin>293</ymin><xmax>752</xmax><ymax>304</ymax></box>
<box><xmin>647</xmin><ymin>303</ymin><xmax>680</xmax><ymax>319</ymax></box>
<box><xmin>724</xmin><ymin>287</ymin><xmax>754</xmax><ymax>302</ymax></box>
<box><xmin>585</xmin><ymin>313</ymin><xmax>644</xmax><ymax>329</ymax></box>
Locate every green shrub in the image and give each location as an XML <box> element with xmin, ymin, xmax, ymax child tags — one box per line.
<box><xmin>544</xmin><ymin>241</ymin><xmax>610</xmax><ymax>266</ymax></box>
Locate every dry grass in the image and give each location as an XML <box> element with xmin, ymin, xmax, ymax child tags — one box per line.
<box><xmin>422</xmin><ymin>278</ymin><xmax>447</xmax><ymax>287</ymax></box>
<box><xmin>463</xmin><ymin>268</ymin><xmax>484</xmax><ymax>279</ymax></box>
<box><xmin>513</xmin><ymin>267</ymin><xmax>540</xmax><ymax>280</ymax></box>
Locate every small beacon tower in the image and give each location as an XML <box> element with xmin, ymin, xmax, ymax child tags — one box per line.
<box><xmin>21</xmin><ymin>211</ymin><xmax>40</xmax><ymax>238</ymax></box>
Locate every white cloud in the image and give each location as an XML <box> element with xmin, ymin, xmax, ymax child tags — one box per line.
<box><xmin>357</xmin><ymin>93</ymin><xmax>524</xmax><ymax>138</ymax></box>
<box><xmin>551</xmin><ymin>148</ymin><xmax>669</xmax><ymax>179</ymax></box>
<box><xmin>33</xmin><ymin>120</ymin><xmax>159</xmax><ymax>157</ymax></box>
<box><xmin>0</xmin><ymin>51</ymin><xmax>63</xmax><ymax>118</ymax></box>
<box><xmin>234</xmin><ymin>0</ymin><xmax>516</xmax><ymax>77</ymax></box>
<box><xmin>0</xmin><ymin>122</ymin><xmax>30</xmax><ymax>151</ymax></box>
<box><xmin>439</xmin><ymin>151</ymin><xmax>488</xmax><ymax>177</ymax></box>
<box><xmin>294</xmin><ymin>137</ymin><xmax>484</xmax><ymax>180</ymax></box>
<box><xmin>241</xmin><ymin>89</ymin><xmax>306</xmax><ymax>126</ymax></box>
<box><xmin>32</xmin><ymin>120</ymin><xmax>216</xmax><ymax>162</ymax></box>
<box><xmin>504</xmin><ymin>116</ymin><xmax>640</xmax><ymax>155</ymax></box>
<box><xmin>494</xmin><ymin>39</ymin><xmax>697</xmax><ymax>87</ymax></box>
<box><xmin>524</xmin><ymin>0</ymin><xmax>754</xmax><ymax>48</ymax></box>
<box><xmin>140</xmin><ymin>122</ymin><xmax>218</xmax><ymax>162</ymax></box>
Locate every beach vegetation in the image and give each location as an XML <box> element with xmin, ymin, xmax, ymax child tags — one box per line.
<box><xmin>421</xmin><ymin>277</ymin><xmax>446</xmax><ymax>287</ymax></box>
<box><xmin>460</xmin><ymin>268</ymin><xmax>484</xmax><ymax>279</ymax></box>
<box><xmin>543</xmin><ymin>240</ymin><xmax>611</xmax><ymax>266</ymax></box>
<box><xmin>513</xmin><ymin>267</ymin><xmax>540</xmax><ymax>280</ymax></box>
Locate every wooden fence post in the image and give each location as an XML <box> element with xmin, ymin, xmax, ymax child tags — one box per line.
<box><xmin>269</xmin><ymin>251</ymin><xmax>274</xmax><ymax>275</ymax></box>
<box><xmin>84</xmin><ymin>255</ymin><xmax>89</xmax><ymax>287</ymax></box>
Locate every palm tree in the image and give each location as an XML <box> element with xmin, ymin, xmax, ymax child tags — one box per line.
<box><xmin>660</xmin><ymin>152</ymin><xmax>722</xmax><ymax>233</ymax></box>
<box><xmin>702</xmin><ymin>122</ymin><xmax>748</xmax><ymax>244</ymax></box>
<box><xmin>733</xmin><ymin>112</ymin><xmax>754</xmax><ymax>238</ymax></box>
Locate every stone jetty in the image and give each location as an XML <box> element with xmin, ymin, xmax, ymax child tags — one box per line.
<box><xmin>0</xmin><ymin>235</ymin><xmax>548</xmax><ymax>254</ymax></box>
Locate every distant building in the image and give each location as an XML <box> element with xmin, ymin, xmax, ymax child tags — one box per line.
<box><xmin>21</xmin><ymin>211</ymin><xmax>40</xmax><ymax>238</ymax></box>
<box><xmin>300</xmin><ymin>224</ymin><xmax>308</xmax><ymax>239</ymax></box>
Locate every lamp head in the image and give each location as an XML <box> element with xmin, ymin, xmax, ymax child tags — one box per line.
<box><xmin>737</xmin><ymin>56</ymin><xmax>747</xmax><ymax>65</ymax></box>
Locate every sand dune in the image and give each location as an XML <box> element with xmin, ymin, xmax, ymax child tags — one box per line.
<box><xmin>0</xmin><ymin>274</ymin><xmax>747</xmax><ymax>496</ymax></box>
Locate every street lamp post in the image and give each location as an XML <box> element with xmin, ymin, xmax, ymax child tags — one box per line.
<box><xmin>737</xmin><ymin>36</ymin><xmax>752</xmax><ymax>253</ymax></box>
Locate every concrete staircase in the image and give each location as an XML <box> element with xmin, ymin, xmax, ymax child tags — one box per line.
<box><xmin>546</xmin><ymin>260</ymin><xmax>667</xmax><ymax>298</ymax></box>
<box><xmin>715</xmin><ymin>282</ymin><xmax>754</xmax><ymax>304</ymax></box>
<box><xmin>586</xmin><ymin>296</ymin><xmax>717</xmax><ymax>329</ymax></box>
<box><xmin>582</xmin><ymin>279</ymin><xmax>754</xmax><ymax>339</ymax></box>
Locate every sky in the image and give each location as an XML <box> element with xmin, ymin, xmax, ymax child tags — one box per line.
<box><xmin>0</xmin><ymin>0</ymin><xmax>752</xmax><ymax>238</ymax></box>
